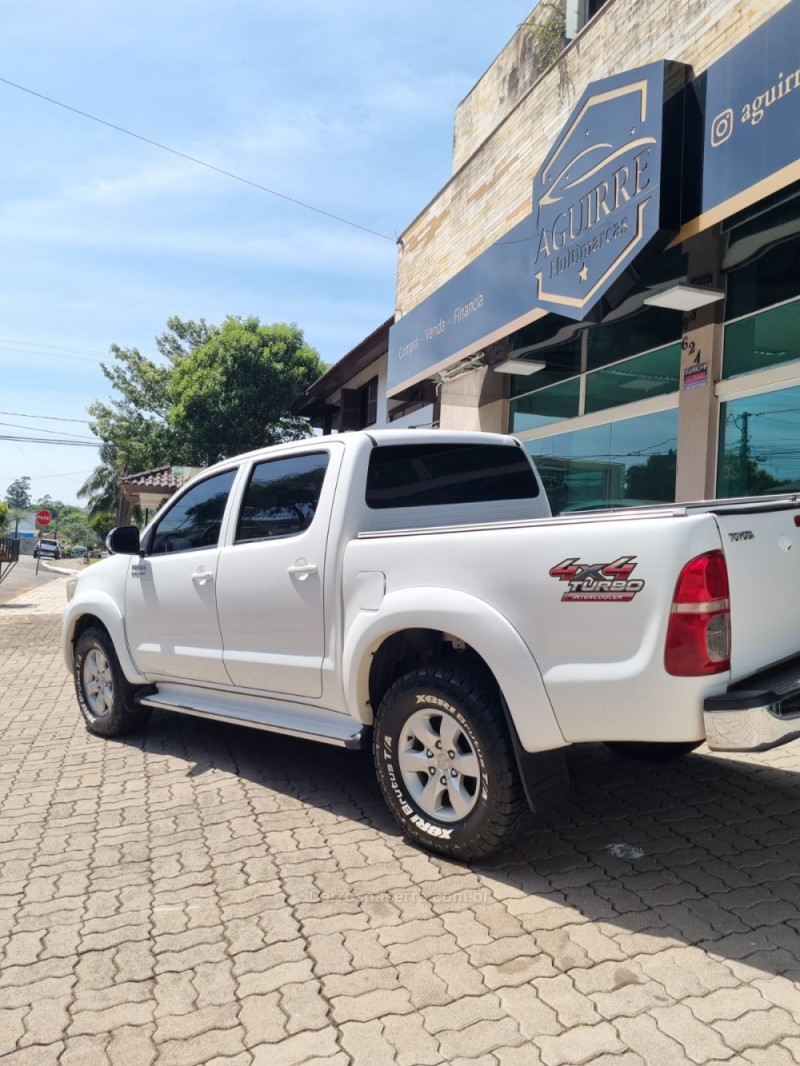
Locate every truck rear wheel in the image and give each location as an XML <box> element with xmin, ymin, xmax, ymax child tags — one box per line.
<box><xmin>74</xmin><ymin>626</ymin><xmax>151</xmax><ymax>737</ymax></box>
<box><xmin>603</xmin><ymin>740</ymin><xmax>701</xmax><ymax>761</ymax></box>
<box><xmin>373</xmin><ymin>663</ymin><xmax>527</xmax><ymax>860</ymax></box>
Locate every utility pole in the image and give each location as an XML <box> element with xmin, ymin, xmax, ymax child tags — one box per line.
<box><xmin>739</xmin><ymin>411</ymin><xmax>750</xmax><ymax>491</ymax></box>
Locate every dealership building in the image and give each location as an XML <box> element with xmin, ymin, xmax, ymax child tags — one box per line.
<box><xmin>297</xmin><ymin>0</ymin><xmax>800</xmax><ymax>512</ymax></box>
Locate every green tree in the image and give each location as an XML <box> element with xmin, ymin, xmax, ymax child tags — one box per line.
<box><xmin>87</xmin><ymin>342</ymin><xmax>177</xmax><ymax>477</ymax></box>
<box><xmin>56</xmin><ymin>505</ymin><xmax>98</xmax><ymax>548</ymax></box>
<box><xmin>167</xmin><ymin>317</ymin><xmax>325</xmax><ymax>465</ymax></box>
<box><xmin>88</xmin><ymin>511</ymin><xmax>117</xmax><ymax>545</ymax></box>
<box><xmin>87</xmin><ymin>315</ymin><xmax>325</xmax><ymax>479</ymax></box>
<box><xmin>625</xmin><ymin>451</ymin><xmax>677</xmax><ymax>502</ymax></box>
<box><xmin>718</xmin><ymin>452</ymin><xmax>781</xmax><ymax>497</ymax></box>
<box><xmin>79</xmin><ymin>443</ymin><xmax>127</xmax><ymax>522</ymax></box>
<box><xmin>6</xmin><ymin>476</ymin><xmax>32</xmax><ymax>510</ymax></box>
<box><xmin>5</xmin><ymin>476</ymin><xmax>32</xmax><ymax>534</ymax></box>
<box><xmin>0</xmin><ymin>501</ymin><xmax>8</xmax><ymax>535</ymax></box>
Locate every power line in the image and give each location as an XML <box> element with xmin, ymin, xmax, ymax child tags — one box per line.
<box><xmin>0</xmin><ymin>434</ymin><xmax>99</xmax><ymax>447</ymax></box>
<box><xmin>0</xmin><ymin>344</ymin><xmax>106</xmax><ymax>364</ymax></box>
<box><xmin>0</xmin><ymin>468</ymin><xmax>95</xmax><ymax>478</ymax></box>
<box><xmin>0</xmin><ymin>421</ymin><xmax>97</xmax><ymax>442</ymax></box>
<box><xmin>0</xmin><ymin>410</ymin><xmax>91</xmax><ymax>424</ymax></box>
<box><xmin>0</xmin><ymin>76</ymin><xmax>395</xmax><ymax>243</ymax></box>
<box><xmin>0</xmin><ymin>336</ymin><xmax>107</xmax><ymax>356</ymax></box>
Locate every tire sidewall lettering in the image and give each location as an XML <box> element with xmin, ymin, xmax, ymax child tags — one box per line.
<box><xmin>378</xmin><ymin>692</ymin><xmax>491</xmax><ymax>844</ymax></box>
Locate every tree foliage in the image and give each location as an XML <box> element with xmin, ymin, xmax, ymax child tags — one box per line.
<box><xmin>5</xmin><ymin>476</ymin><xmax>32</xmax><ymax>512</ymax></box>
<box><xmin>33</xmin><ymin>496</ymin><xmax>101</xmax><ymax>548</ymax></box>
<box><xmin>88</xmin><ymin>511</ymin><xmax>118</xmax><ymax>544</ymax></box>
<box><xmin>718</xmin><ymin>452</ymin><xmax>781</xmax><ymax>497</ymax></box>
<box><xmin>86</xmin><ymin>315</ymin><xmax>325</xmax><ymax>486</ymax></box>
<box><xmin>168</xmin><ymin>318</ymin><xmax>325</xmax><ymax>465</ymax></box>
<box><xmin>625</xmin><ymin>451</ymin><xmax>677</xmax><ymax>502</ymax></box>
<box><xmin>0</xmin><ymin>501</ymin><xmax>8</xmax><ymax>535</ymax></box>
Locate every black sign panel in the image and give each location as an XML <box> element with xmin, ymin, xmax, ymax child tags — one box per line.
<box><xmin>532</xmin><ymin>63</ymin><xmax>677</xmax><ymax>320</ymax></box>
<box><xmin>688</xmin><ymin>0</ymin><xmax>800</xmax><ymax>226</ymax></box>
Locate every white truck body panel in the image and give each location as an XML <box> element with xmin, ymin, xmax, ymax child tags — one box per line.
<box><xmin>712</xmin><ymin>504</ymin><xmax>800</xmax><ymax>679</ymax></box>
<box><xmin>63</xmin><ymin>430</ymin><xmax>800</xmax><ymax>761</ymax></box>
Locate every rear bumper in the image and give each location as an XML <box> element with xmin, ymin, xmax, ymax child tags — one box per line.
<box><xmin>704</xmin><ymin>654</ymin><xmax>800</xmax><ymax>752</ymax></box>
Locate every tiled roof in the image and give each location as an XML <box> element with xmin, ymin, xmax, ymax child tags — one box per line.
<box><xmin>121</xmin><ymin>466</ymin><xmax>183</xmax><ymax>490</ymax></box>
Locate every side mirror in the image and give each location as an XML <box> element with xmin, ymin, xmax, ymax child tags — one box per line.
<box><xmin>106</xmin><ymin>526</ymin><xmax>141</xmax><ymax>555</ymax></box>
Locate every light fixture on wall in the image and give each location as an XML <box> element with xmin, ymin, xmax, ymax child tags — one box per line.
<box><xmin>493</xmin><ymin>358</ymin><xmax>547</xmax><ymax>375</ymax></box>
<box><xmin>642</xmin><ymin>284</ymin><xmax>725</xmax><ymax>312</ymax></box>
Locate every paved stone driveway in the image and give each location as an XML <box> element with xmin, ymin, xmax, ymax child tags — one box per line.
<box><xmin>3</xmin><ymin>577</ymin><xmax>800</xmax><ymax>1065</ymax></box>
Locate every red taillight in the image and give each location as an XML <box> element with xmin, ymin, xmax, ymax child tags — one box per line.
<box><xmin>665</xmin><ymin>550</ymin><xmax>731</xmax><ymax>676</ymax></box>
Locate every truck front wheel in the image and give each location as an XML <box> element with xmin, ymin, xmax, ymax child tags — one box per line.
<box><xmin>373</xmin><ymin>663</ymin><xmax>527</xmax><ymax>860</ymax></box>
<box><xmin>74</xmin><ymin>626</ymin><xmax>151</xmax><ymax>738</ymax></box>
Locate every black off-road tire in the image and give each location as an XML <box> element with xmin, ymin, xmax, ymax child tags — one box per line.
<box><xmin>74</xmin><ymin>626</ymin><xmax>151</xmax><ymax>737</ymax></box>
<box><xmin>603</xmin><ymin>740</ymin><xmax>701</xmax><ymax>762</ymax></box>
<box><xmin>373</xmin><ymin>662</ymin><xmax>527</xmax><ymax>860</ymax></box>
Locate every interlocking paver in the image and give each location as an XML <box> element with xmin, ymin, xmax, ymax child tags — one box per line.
<box><xmin>533</xmin><ymin>973</ymin><xmax>600</xmax><ymax>1027</ymax></box>
<box><xmin>6</xmin><ymin>580</ymin><xmax>800</xmax><ymax>1064</ymax></box>
<box><xmin>0</xmin><ymin>1006</ymin><xmax>27</xmax><ymax>1055</ymax></box>
<box><xmin>712</xmin><ymin>1006</ymin><xmax>800</xmax><ymax>1051</ymax></box>
<box><xmin>436</xmin><ymin>1017</ymin><xmax>526</xmax><ymax>1059</ymax></box>
<box><xmin>422</xmin><ymin>992</ymin><xmax>504</xmax><ymax>1034</ymax></box>
<box><xmin>382</xmin><ymin>1010</ymin><xmax>443</xmax><ymax>1065</ymax></box>
<box><xmin>742</xmin><ymin>1048</ymin><xmax>798</xmax><ymax>1066</ymax></box>
<box><xmin>331</xmin><ymin>986</ymin><xmax>414</xmax><ymax>1023</ymax></box>
<box><xmin>154</xmin><ymin>1003</ymin><xmax>239</xmax><ymax>1042</ymax></box>
<box><xmin>497</xmin><ymin>984</ymin><xmax>561</xmax><ymax>1039</ymax></box>
<box><xmin>106</xmin><ymin>1023</ymin><xmax>158</xmax><ymax>1066</ymax></box>
<box><xmin>157</xmin><ymin>1025</ymin><xmax>248</xmax><ymax>1066</ymax></box>
<box><xmin>649</xmin><ymin>1002</ymin><xmax>735</xmax><ymax>1062</ymax></box>
<box><xmin>338</xmin><ymin>1019</ymin><xmax>397</xmax><ymax>1065</ymax></box>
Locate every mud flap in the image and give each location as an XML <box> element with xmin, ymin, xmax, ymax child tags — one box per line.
<box><xmin>500</xmin><ymin>697</ymin><xmax>570</xmax><ymax>814</ymax></box>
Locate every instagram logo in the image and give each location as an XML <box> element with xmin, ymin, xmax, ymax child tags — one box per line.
<box><xmin>710</xmin><ymin>108</ymin><xmax>734</xmax><ymax>147</ymax></box>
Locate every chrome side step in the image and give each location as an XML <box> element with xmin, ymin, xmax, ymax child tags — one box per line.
<box><xmin>137</xmin><ymin>684</ymin><xmax>367</xmax><ymax>750</ymax></box>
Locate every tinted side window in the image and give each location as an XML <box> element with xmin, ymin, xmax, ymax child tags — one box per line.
<box><xmin>236</xmin><ymin>453</ymin><xmax>329</xmax><ymax>542</ymax></box>
<box><xmin>150</xmin><ymin>470</ymin><xmax>236</xmax><ymax>554</ymax></box>
<box><xmin>366</xmin><ymin>443</ymin><xmax>540</xmax><ymax>509</ymax></box>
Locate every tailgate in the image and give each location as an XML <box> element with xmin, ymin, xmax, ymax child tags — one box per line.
<box><xmin>714</xmin><ymin>501</ymin><xmax>800</xmax><ymax>680</ymax></box>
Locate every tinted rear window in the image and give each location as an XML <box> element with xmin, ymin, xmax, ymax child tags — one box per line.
<box><xmin>366</xmin><ymin>443</ymin><xmax>539</xmax><ymax>509</ymax></box>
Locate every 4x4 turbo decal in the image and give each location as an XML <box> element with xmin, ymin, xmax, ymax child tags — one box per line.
<box><xmin>550</xmin><ymin>556</ymin><xmax>645</xmax><ymax>602</ymax></box>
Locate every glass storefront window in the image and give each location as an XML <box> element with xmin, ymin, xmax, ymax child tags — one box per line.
<box><xmin>509</xmin><ymin>378</ymin><xmax>580</xmax><ymax>433</ymax></box>
<box><xmin>508</xmin><ymin>336</ymin><xmax>582</xmax><ymax>397</ymax></box>
<box><xmin>584</xmin><ymin>343</ymin><xmax>681</xmax><ymax>414</ymax></box>
<box><xmin>723</xmin><ymin>299</ymin><xmax>800</xmax><ymax>379</ymax></box>
<box><xmin>523</xmin><ymin>408</ymin><xmax>678</xmax><ymax>515</ymax></box>
<box><xmin>725</xmin><ymin>232</ymin><xmax>800</xmax><ymax>321</ymax></box>
<box><xmin>510</xmin><ymin>313</ymin><xmax>579</xmax><ymax>354</ymax></box>
<box><xmin>718</xmin><ymin>384</ymin><xmax>800</xmax><ymax>497</ymax></box>
<box><xmin>587</xmin><ymin>305</ymin><xmax>682</xmax><ymax>370</ymax></box>
<box><xmin>725</xmin><ymin>180</ymin><xmax>800</xmax><ymax>248</ymax></box>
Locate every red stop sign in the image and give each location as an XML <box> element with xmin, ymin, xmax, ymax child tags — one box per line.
<box><xmin>36</xmin><ymin>509</ymin><xmax>52</xmax><ymax>527</ymax></box>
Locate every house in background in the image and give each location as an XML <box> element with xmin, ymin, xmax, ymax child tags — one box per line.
<box><xmin>119</xmin><ymin>465</ymin><xmax>202</xmax><ymax>524</ymax></box>
<box><xmin>293</xmin><ymin>317</ymin><xmax>438</xmax><ymax>433</ymax></box>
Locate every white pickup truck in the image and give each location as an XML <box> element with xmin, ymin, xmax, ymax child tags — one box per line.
<box><xmin>63</xmin><ymin>430</ymin><xmax>800</xmax><ymax>858</ymax></box>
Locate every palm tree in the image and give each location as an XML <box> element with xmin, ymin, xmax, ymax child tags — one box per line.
<box><xmin>79</xmin><ymin>444</ymin><xmax>127</xmax><ymax>523</ymax></box>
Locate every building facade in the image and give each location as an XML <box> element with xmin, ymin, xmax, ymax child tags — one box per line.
<box><xmin>294</xmin><ymin>318</ymin><xmax>440</xmax><ymax>433</ymax></box>
<box><xmin>386</xmin><ymin>0</ymin><xmax>800</xmax><ymax>512</ymax></box>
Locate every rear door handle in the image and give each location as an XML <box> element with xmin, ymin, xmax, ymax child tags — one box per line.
<box><xmin>287</xmin><ymin>561</ymin><xmax>318</xmax><ymax>580</ymax></box>
<box><xmin>190</xmin><ymin>568</ymin><xmax>214</xmax><ymax>585</ymax></box>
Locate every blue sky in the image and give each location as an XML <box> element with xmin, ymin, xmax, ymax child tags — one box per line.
<box><xmin>0</xmin><ymin>0</ymin><xmax>534</xmax><ymax>506</ymax></box>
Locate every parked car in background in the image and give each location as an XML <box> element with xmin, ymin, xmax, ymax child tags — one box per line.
<box><xmin>33</xmin><ymin>538</ymin><xmax>62</xmax><ymax>560</ymax></box>
<box><xmin>71</xmin><ymin>546</ymin><xmax>89</xmax><ymax>559</ymax></box>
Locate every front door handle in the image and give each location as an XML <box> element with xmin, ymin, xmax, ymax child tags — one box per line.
<box><xmin>287</xmin><ymin>560</ymin><xmax>318</xmax><ymax>580</ymax></box>
<box><xmin>190</xmin><ymin>568</ymin><xmax>214</xmax><ymax>585</ymax></box>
